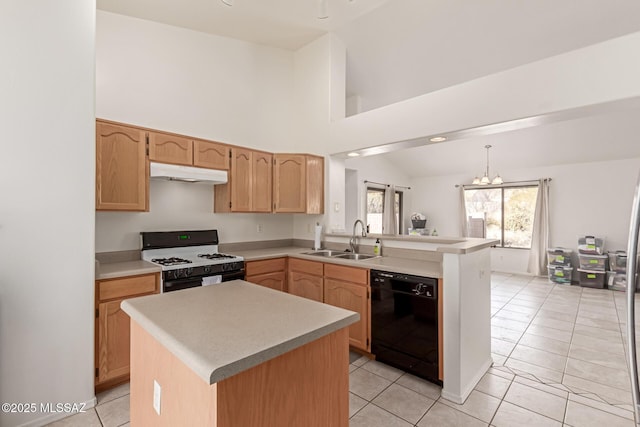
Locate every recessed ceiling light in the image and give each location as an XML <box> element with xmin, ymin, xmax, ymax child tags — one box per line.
<box><xmin>430</xmin><ymin>136</ymin><xmax>447</xmax><ymax>142</ymax></box>
<box><xmin>347</xmin><ymin>152</ymin><xmax>360</xmax><ymax>157</ymax></box>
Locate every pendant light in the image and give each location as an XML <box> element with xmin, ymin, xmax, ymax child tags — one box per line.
<box><xmin>474</xmin><ymin>145</ymin><xmax>503</xmax><ymax>185</ymax></box>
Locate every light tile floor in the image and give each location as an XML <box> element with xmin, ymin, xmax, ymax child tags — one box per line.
<box><xmin>49</xmin><ymin>273</ymin><xmax>639</xmax><ymax>426</ymax></box>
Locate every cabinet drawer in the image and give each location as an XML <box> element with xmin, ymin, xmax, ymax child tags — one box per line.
<box><xmin>98</xmin><ymin>274</ymin><xmax>158</xmax><ymax>301</ymax></box>
<box><xmin>289</xmin><ymin>258</ymin><xmax>323</xmax><ymax>276</ymax></box>
<box><xmin>324</xmin><ymin>264</ymin><xmax>368</xmax><ymax>285</ymax></box>
<box><xmin>245</xmin><ymin>257</ymin><xmax>286</xmax><ymax>276</ymax></box>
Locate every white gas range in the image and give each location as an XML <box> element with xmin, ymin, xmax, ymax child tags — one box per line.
<box><xmin>141</xmin><ymin>230</ymin><xmax>245</xmax><ymax>293</ymax></box>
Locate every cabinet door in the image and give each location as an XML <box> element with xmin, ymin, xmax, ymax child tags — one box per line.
<box><xmin>252</xmin><ymin>151</ymin><xmax>273</xmax><ymax>212</ymax></box>
<box><xmin>324</xmin><ymin>279</ymin><xmax>369</xmax><ymax>351</ymax></box>
<box><xmin>148</xmin><ymin>131</ymin><xmax>193</xmax><ymax>166</ymax></box>
<box><xmin>273</xmin><ymin>154</ymin><xmax>306</xmax><ymax>213</ymax></box>
<box><xmin>306</xmin><ymin>155</ymin><xmax>324</xmax><ymax>214</ymax></box>
<box><xmin>289</xmin><ymin>272</ymin><xmax>323</xmax><ymax>302</ymax></box>
<box><xmin>97</xmin><ymin>299</ymin><xmax>131</xmax><ymax>384</ymax></box>
<box><xmin>96</xmin><ymin>122</ymin><xmax>147</xmax><ymax>211</ymax></box>
<box><xmin>231</xmin><ymin>148</ymin><xmax>252</xmax><ymax>212</ymax></box>
<box><xmin>193</xmin><ymin>140</ymin><xmax>229</xmax><ymax>170</ymax></box>
<box><xmin>247</xmin><ymin>271</ymin><xmax>286</xmax><ymax>292</ymax></box>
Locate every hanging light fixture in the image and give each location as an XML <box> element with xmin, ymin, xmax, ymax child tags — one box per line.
<box><xmin>474</xmin><ymin>145</ymin><xmax>503</xmax><ymax>185</ymax></box>
<box><xmin>221</xmin><ymin>0</ymin><xmax>233</xmax><ymax>5</ymax></box>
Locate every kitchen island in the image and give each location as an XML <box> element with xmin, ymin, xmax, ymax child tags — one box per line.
<box><xmin>121</xmin><ymin>280</ymin><xmax>359</xmax><ymax>426</ymax></box>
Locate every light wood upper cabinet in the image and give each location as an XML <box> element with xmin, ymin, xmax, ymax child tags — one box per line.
<box><xmin>148</xmin><ymin>131</ymin><xmax>193</xmax><ymax>166</ymax></box>
<box><xmin>215</xmin><ymin>148</ymin><xmax>272</xmax><ymax>213</ymax></box>
<box><xmin>252</xmin><ymin>151</ymin><xmax>273</xmax><ymax>213</ymax></box>
<box><xmin>193</xmin><ymin>139</ymin><xmax>229</xmax><ymax>170</ymax></box>
<box><xmin>96</xmin><ymin>121</ymin><xmax>148</xmax><ymax>211</ymax></box>
<box><xmin>306</xmin><ymin>155</ymin><xmax>324</xmax><ymax>214</ymax></box>
<box><xmin>273</xmin><ymin>154</ymin><xmax>306</xmax><ymax>213</ymax></box>
<box><xmin>149</xmin><ymin>131</ymin><xmax>230</xmax><ymax>170</ymax></box>
<box><xmin>273</xmin><ymin>154</ymin><xmax>324</xmax><ymax>214</ymax></box>
<box><xmin>95</xmin><ymin>273</ymin><xmax>159</xmax><ymax>391</ymax></box>
<box><xmin>231</xmin><ymin>148</ymin><xmax>252</xmax><ymax>212</ymax></box>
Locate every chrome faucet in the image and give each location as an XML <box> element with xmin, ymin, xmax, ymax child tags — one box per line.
<box><xmin>350</xmin><ymin>219</ymin><xmax>367</xmax><ymax>254</ymax></box>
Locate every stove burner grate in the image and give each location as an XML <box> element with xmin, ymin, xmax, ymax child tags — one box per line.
<box><xmin>197</xmin><ymin>253</ymin><xmax>236</xmax><ymax>260</ymax></box>
<box><xmin>151</xmin><ymin>257</ymin><xmax>193</xmax><ymax>266</ymax></box>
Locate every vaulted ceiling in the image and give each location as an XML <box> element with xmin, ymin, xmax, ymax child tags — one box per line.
<box><xmin>97</xmin><ymin>0</ymin><xmax>640</xmax><ymax>174</ymax></box>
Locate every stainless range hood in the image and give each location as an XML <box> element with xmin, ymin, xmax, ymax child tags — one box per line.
<box><xmin>149</xmin><ymin>162</ymin><xmax>228</xmax><ymax>185</ymax></box>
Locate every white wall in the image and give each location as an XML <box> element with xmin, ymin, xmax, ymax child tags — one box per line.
<box><xmin>337</xmin><ymin>0</ymin><xmax>640</xmax><ymax>114</ymax></box>
<box><xmin>96</xmin><ymin>11</ymin><xmax>295</xmax><ymax>152</ymax></box>
<box><xmin>409</xmin><ymin>158</ymin><xmax>640</xmax><ymax>273</ymax></box>
<box><xmin>96</xmin><ymin>181</ymin><xmax>296</xmax><ymax>252</ymax></box>
<box><xmin>0</xmin><ymin>2</ymin><xmax>96</xmax><ymax>426</ymax></box>
<box><xmin>344</xmin><ymin>154</ymin><xmax>413</xmax><ymax>233</ymax></box>
<box><xmin>330</xmin><ymin>32</ymin><xmax>640</xmax><ymax>155</ymax></box>
<box><xmin>96</xmin><ymin>11</ymin><xmax>303</xmax><ymax>251</ymax></box>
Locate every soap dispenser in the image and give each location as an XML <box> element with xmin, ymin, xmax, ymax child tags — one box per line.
<box><xmin>374</xmin><ymin>238</ymin><xmax>382</xmax><ymax>256</ymax></box>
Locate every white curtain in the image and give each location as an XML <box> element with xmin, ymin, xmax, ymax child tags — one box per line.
<box><xmin>459</xmin><ymin>186</ymin><xmax>469</xmax><ymax>237</ymax></box>
<box><xmin>528</xmin><ymin>179</ymin><xmax>551</xmax><ymax>276</ymax></box>
<box><xmin>382</xmin><ymin>185</ymin><xmax>397</xmax><ymax>235</ymax></box>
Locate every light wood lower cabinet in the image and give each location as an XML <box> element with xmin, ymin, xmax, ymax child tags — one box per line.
<box><xmin>95</xmin><ymin>273</ymin><xmax>159</xmax><ymax>392</ymax></box>
<box><xmin>287</xmin><ymin>259</ymin><xmax>370</xmax><ymax>352</ymax></box>
<box><xmin>289</xmin><ymin>271</ymin><xmax>324</xmax><ymax>302</ymax></box>
<box><xmin>246</xmin><ymin>258</ymin><xmax>287</xmax><ymax>292</ymax></box>
<box><xmin>324</xmin><ymin>279</ymin><xmax>369</xmax><ymax>351</ymax></box>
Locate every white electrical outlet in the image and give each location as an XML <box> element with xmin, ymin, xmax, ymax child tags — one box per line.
<box><xmin>153</xmin><ymin>380</ymin><xmax>161</xmax><ymax>415</ymax></box>
<box><xmin>257</xmin><ymin>224</ymin><xmax>263</xmax><ymax>233</ymax></box>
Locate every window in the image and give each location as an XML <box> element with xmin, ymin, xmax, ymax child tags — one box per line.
<box><xmin>366</xmin><ymin>187</ymin><xmax>403</xmax><ymax>234</ymax></box>
<box><xmin>464</xmin><ymin>185</ymin><xmax>538</xmax><ymax>248</ymax></box>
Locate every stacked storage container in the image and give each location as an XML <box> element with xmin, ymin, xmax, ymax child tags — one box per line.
<box><xmin>577</xmin><ymin>236</ymin><xmax>607</xmax><ymax>288</ymax></box>
<box><xmin>607</xmin><ymin>251</ymin><xmax>629</xmax><ymax>291</ymax></box>
<box><xmin>547</xmin><ymin>247</ymin><xmax>573</xmax><ymax>284</ymax></box>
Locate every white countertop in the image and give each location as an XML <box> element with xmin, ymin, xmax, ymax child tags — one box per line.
<box><xmin>325</xmin><ymin>233</ymin><xmax>498</xmax><ymax>254</ymax></box>
<box><xmin>121</xmin><ymin>280</ymin><xmax>359</xmax><ymax>385</ymax></box>
<box><xmin>234</xmin><ymin>246</ymin><xmax>443</xmax><ymax>278</ymax></box>
<box><xmin>96</xmin><ymin>260</ymin><xmax>161</xmax><ymax>280</ymax></box>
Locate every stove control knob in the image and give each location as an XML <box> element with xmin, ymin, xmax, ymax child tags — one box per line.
<box><xmin>175</xmin><ymin>269</ymin><xmax>183</xmax><ymax>278</ymax></box>
<box><xmin>185</xmin><ymin>268</ymin><xmax>193</xmax><ymax>277</ymax></box>
<box><xmin>204</xmin><ymin>266</ymin><xmax>212</xmax><ymax>274</ymax></box>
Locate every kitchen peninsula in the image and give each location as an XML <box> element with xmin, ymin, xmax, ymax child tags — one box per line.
<box><xmin>121</xmin><ymin>280</ymin><xmax>358</xmax><ymax>426</ymax></box>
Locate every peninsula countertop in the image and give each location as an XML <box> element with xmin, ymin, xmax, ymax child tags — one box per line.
<box><xmin>121</xmin><ymin>280</ymin><xmax>359</xmax><ymax>385</ymax></box>
<box><xmin>234</xmin><ymin>246</ymin><xmax>443</xmax><ymax>278</ymax></box>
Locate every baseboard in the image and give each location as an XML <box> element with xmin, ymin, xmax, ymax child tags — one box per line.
<box><xmin>16</xmin><ymin>396</ymin><xmax>97</xmax><ymax>427</ymax></box>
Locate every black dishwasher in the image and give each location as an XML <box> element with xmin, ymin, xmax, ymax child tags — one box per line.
<box><xmin>370</xmin><ymin>270</ymin><xmax>440</xmax><ymax>385</ymax></box>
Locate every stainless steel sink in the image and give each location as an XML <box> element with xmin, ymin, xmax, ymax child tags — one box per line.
<box><xmin>332</xmin><ymin>253</ymin><xmax>378</xmax><ymax>260</ymax></box>
<box><xmin>302</xmin><ymin>250</ymin><xmax>349</xmax><ymax>257</ymax></box>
